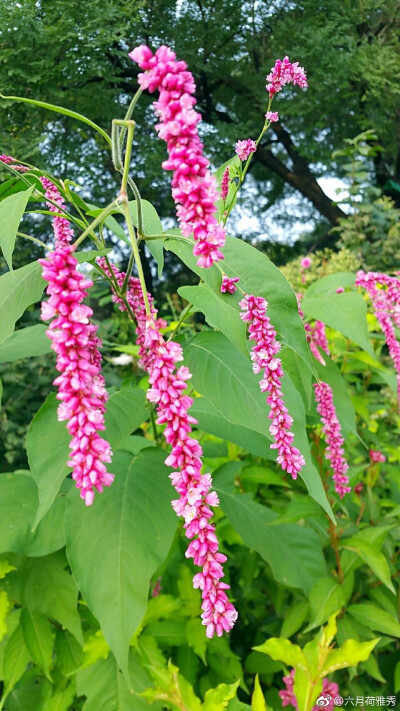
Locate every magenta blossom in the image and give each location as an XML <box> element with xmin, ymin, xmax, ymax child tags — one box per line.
<box><xmin>279</xmin><ymin>669</ymin><xmax>340</xmax><ymax>710</ymax></box>
<box><xmin>240</xmin><ymin>294</ymin><xmax>305</xmax><ymax>478</ymax></box>
<box><xmin>40</xmin><ymin>177</ymin><xmax>74</xmax><ymax>246</ymax></box>
<box><xmin>220</xmin><ymin>275</ymin><xmax>240</xmax><ymax>294</ymax></box>
<box><xmin>99</xmin><ymin>259</ymin><xmax>238</xmax><ymax>638</ymax></box>
<box><xmin>0</xmin><ymin>154</ymin><xmax>29</xmax><ymax>172</ymax></box>
<box><xmin>301</xmin><ymin>256</ymin><xmax>312</xmax><ymax>269</ymax></box>
<box><xmin>369</xmin><ymin>449</ymin><xmax>386</xmax><ymax>463</ymax></box>
<box><xmin>266</xmin><ymin>56</ymin><xmax>308</xmax><ymax>97</ymax></box>
<box><xmin>336</xmin><ymin>287</ymin><xmax>345</xmax><ymax>294</ymax></box>
<box><xmin>129</xmin><ymin>45</ymin><xmax>226</xmax><ymax>269</ymax></box>
<box><xmin>313</xmin><ymin>381</ymin><xmax>350</xmax><ymax>498</ymax></box>
<box><xmin>235</xmin><ymin>139</ymin><xmax>257</xmax><ymax>161</ymax></box>
<box><xmin>265</xmin><ymin>111</ymin><xmax>279</xmax><ymax>122</ymax></box>
<box><xmin>221</xmin><ymin>167</ymin><xmax>230</xmax><ymax>201</ymax></box>
<box><xmin>297</xmin><ymin>294</ymin><xmax>329</xmax><ymax>366</ymax></box>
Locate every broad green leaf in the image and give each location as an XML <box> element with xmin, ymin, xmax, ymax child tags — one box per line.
<box><xmin>216</xmin><ymin>488</ymin><xmax>326</xmax><ymax>593</ymax></box>
<box><xmin>203</xmin><ymin>680</ymin><xmax>240</xmax><ymax>710</ymax></box>
<box><xmin>254</xmin><ymin>638</ymin><xmax>308</xmax><ymax>671</ymax></box>
<box><xmin>28</xmin><ymin>384</ymin><xmax>148</xmax><ymax>527</ymax></box>
<box><xmin>186</xmin><ymin>618</ymin><xmax>207</xmax><ymax>664</ymax></box>
<box><xmin>76</xmin><ymin>652</ymin><xmax>161</xmax><ymax>711</ymax></box>
<box><xmin>305</xmin><ymin>273</ymin><xmax>356</xmax><ymax>297</ymax></box>
<box><xmin>251</xmin><ymin>675</ymin><xmax>266</xmax><ymax>711</ymax></box>
<box><xmin>302</xmin><ymin>291</ymin><xmax>373</xmax><ymax>355</ymax></box>
<box><xmin>0</xmin><ymin>324</ymin><xmax>50</xmax><ymax>362</ymax></box>
<box><xmin>55</xmin><ymin>630</ymin><xmax>82</xmax><ymax>676</ymax></box>
<box><xmin>3</xmin><ymin>553</ymin><xmax>82</xmax><ymax>643</ymax></box>
<box><xmin>65</xmin><ymin>449</ymin><xmax>177</xmax><ymax>677</ymax></box>
<box><xmin>305</xmin><ymin>576</ymin><xmax>352</xmax><ymax>631</ymax></box>
<box><xmin>2</xmin><ymin>626</ymin><xmax>30</xmax><ymax>697</ymax></box>
<box><xmin>0</xmin><ymin>261</ymin><xmax>45</xmax><ymax>346</ymax></box>
<box><xmin>321</xmin><ymin>638</ymin><xmax>379</xmax><ymax>674</ymax></box>
<box><xmin>40</xmin><ymin>682</ymin><xmax>75</xmax><ymax>711</ymax></box>
<box><xmin>347</xmin><ymin>603</ymin><xmax>400</xmax><ymax>637</ymax></box>
<box><xmin>20</xmin><ymin>609</ymin><xmax>55</xmax><ymax>681</ymax></box>
<box><xmin>0</xmin><ymin>590</ymin><xmax>11</xmax><ymax>642</ymax></box>
<box><xmin>179</xmin><ymin>283</ymin><xmax>248</xmax><ymax>356</ymax></box>
<box><xmin>190</xmin><ymin>397</ymin><xmax>273</xmax><ymax>459</ymax></box>
<box><xmin>271</xmin><ymin>496</ymin><xmax>323</xmax><ymax>525</ymax></box>
<box><xmin>341</xmin><ymin>535</ymin><xmax>395</xmax><ymax>593</ymax></box>
<box><xmin>166</xmin><ymin>234</ymin><xmax>316</xmax><ymax>374</ymax></box>
<box><xmin>185</xmin><ymin>331</ymin><xmax>333</xmax><ymax>518</ymax></box>
<box><xmin>0</xmin><ymin>185</ymin><xmax>34</xmax><ymax>270</ymax></box>
<box><xmin>0</xmin><ymin>472</ymin><xmax>67</xmax><ymax>556</ymax></box>
<box><xmin>280</xmin><ymin>346</ymin><xmax>312</xmax><ymax>409</ymax></box>
<box><xmin>3</xmin><ymin>675</ymin><xmax>51</xmax><ymax>711</ymax></box>
<box><xmin>280</xmin><ymin>600</ymin><xmax>309</xmax><ymax>639</ymax></box>
<box><xmin>361</xmin><ymin>654</ymin><xmax>386</xmax><ymax>683</ymax></box>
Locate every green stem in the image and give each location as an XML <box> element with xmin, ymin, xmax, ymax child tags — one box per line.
<box><xmin>73</xmin><ymin>202</ymin><xmax>116</xmax><ymax>249</ymax></box>
<box><xmin>17</xmin><ymin>232</ymin><xmax>51</xmax><ymax>250</ymax></box>
<box><xmin>149</xmin><ymin>405</ymin><xmax>160</xmax><ymax>445</ymax></box>
<box><xmin>114</xmin><ymin>119</ymin><xmax>135</xmax><ymax>198</ymax></box>
<box><xmin>123</xmin><ymin>201</ymin><xmax>151</xmax><ymax>317</ymax></box>
<box><xmin>119</xmin><ymin>88</ymin><xmax>143</xmax><ymax>149</ymax></box>
<box><xmin>126</xmin><ymin>175</ymin><xmax>144</xmax><ymax>237</ymax></box>
<box><xmin>121</xmin><ymin>251</ymin><xmax>135</xmax><ymax>294</ymax></box>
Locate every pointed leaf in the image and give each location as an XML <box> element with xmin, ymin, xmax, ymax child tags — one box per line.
<box><xmin>0</xmin><ymin>185</ymin><xmax>34</xmax><ymax>270</ymax></box>
<box><xmin>341</xmin><ymin>535</ymin><xmax>395</xmax><ymax>593</ymax></box>
<box><xmin>0</xmin><ymin>324</ymin><xmax>50</xmax><ymax>362</ymax></box>
<box><xmin>254</xmin><ymin>638</ymin><xmax>308</xmax><ymax>671</ymax></box>
<box><xmin>321</xmin><ymin>638</ymin><xmax>379</xmax><ymax>674</ymax></box>
<box><xmin>251</xmin><ymin>675</ymin><xmax>266</xmax><ymax>711</ymax></box>
<box><xmin>203</xmin><ymin>681</ymin><xmax>240</xmax><ymax>710</ymax></box>
<box><xmin>20</xmin><ymin>609</ymin><xmax>55</xmax><ymax>680</ymax></box>
<box><xmin>347</xmin><ymin>603</ymin><xmax>400</xmax><ymax>637</ymax></box>
<box><xmin>302</xmin><ymin>291</ymin><xmax>373</xmax><ymax>355</ymax></box>
<box><xmin>0</xmin><ymin>260</ymin><xmax>46</xmax><ymax>345</ymax></box>
<box><xmin>2</xmin><ymin>626</ymin><xmax>30</xmax><ymax>697</ymax></box>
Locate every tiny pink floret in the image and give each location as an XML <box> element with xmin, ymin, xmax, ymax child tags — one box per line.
<box><xmin>235</xmin><ymin>139</ymin><xmax>257</xmax><ymax>161</ymax></box>
<box><xmin>240</xmin><ymin>294</ymin><xmax>305</xmax><ymax>478</ymax></box>
<box><xmin>220</xmin><ymin>275</ymin><xmax>240</xmax><ymax>294</ymax></box>
<box><xmin>129</xmin><ymin>44</ymin><xmax>226</xmax><ymax>269</ymax></box>
<box><xmin>313</xmin><ymin>381</ymin><xmax>350</xmax><ymax>498</ymax></box>
<box><xmin>265</xmin><ymin>111</ymin><xmax>279</xmax><ymax>123</ymax></box>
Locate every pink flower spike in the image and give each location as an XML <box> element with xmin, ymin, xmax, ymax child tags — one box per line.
<box><xmin>369</xmin><ymin>449</ymin><xmax>386</xmax><ymax>463</ymax></box>
<box><xmin>0</xmin><ymin>154</ymin><xmax>29</xmax><ymax>172</ymax></box>
<box><xmin>129</xmin><ymin>44</ymin><xmax>226</xmax><ymax>269</ymax></box>
<box><xmin>221</xmin><ymin>275</ymin><xmax>240</xmax><ymax>294</ymax></box>
<box><xmin>221</xmin><ymin>167</ymin><xmax>230</xmax><ymax>201</ymax></box>
<box><xmin>301</xmin><ymin>257</ymin><xmax>312</xmax><ymax>269</ymax></box>
<box><xmin>336</xmin><ymin>287</ymin><xmax>344</xmax><ymax>293</ymax></box>
<box><xmin>313</xmin><ymin>381</ymin><xmax>350</xmax><ymax>498</ymax></box>
<box><xmin>99</xmin><ymin>258</ymin><xmax>238</xmax><ymax>637</ymax></box>
<box><xmin>266</xmin><ymin>56</ymin><xmax>308</xmax><ymax>98</ymax></box>
<box><xmin>240</xmin><ymin>294</ymin><xmax>305</xmax><ymax>478</ymax></box>
<box><xmin>265</xmin><ymin>111</ymin><xmax>279</xmax><ymax>123</ymax></box>
<box><xmin>40</xmin><ymin>177</ymin><xmax>74</xmax><ymax>247</ymax></box>
<box><xmin>235</xmin><ymin>139</ymin><xmax>257</xmax><ymax>161</ymax></box>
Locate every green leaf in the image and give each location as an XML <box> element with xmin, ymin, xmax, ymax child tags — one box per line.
<box><xmin>129</xmin><ymin>199</ymin><xmax>164</xmax><ymax>277</ymax></box>
<box><xmin>3</xmin><ymin>553</ymin><xmax>82</xmax><ymax>643</ymax></box>
<box><xmin>251</xmin><ymin>675</ymin><xmax>266</xmax><ymax>711</ymax></box>
<box><xmin>305</xmin><ymin>576</ymin><xmax>348</xmax><ymax>631</ymax></box>
<box><xmin>0</xmin><ymin>324</ymin><xmax>50</xmax><ymax>362</ymax></box>
<box><xmin>186</xmin><ymin>618</ymin><xmax>207</xmax><ymax>664</ymax></box>
<box><xmin>179</xmin><ymin>283</ymin><xmax>248</xmax><ymax>356</ymax></box>
<box><xmin>280</xmin><ymin>600</ymin><xmax>309</xmax><ymax>639</ymax></box>
<box><xmin>305</xmin><ymin>273</ymin><xmax>356</xmax><ymax>297</ymax></box>
<box><xmin>0</xmin><ymin>590</ymin><xmax>11</xmax><ymax>642</ymax></box>
<box><xmin>190</xmin><ymin>397</ymin><xmax>272</xmax><ymax>459</ymax></box>
<box><xmin>271</xmin><ymin>496</ymin><xmax>323</xmax><ymax>525</ymax></box>
<box><xmin>65</xmin><ymin>449</ymin><xmax>177</xmax><ymax>677</ymax></box>
<box><xmin>2</xmin><ymin>626</ymin><xmax>30</xmax><ymax>699</ymax></box>
<box><xmin>0</xmin><ymin>185</ymin><xmax>34</xmax><ymax>270</ymax></box>
<box><xmin>40</xmin><ymin>682</ymin><xmax>75</xmax><ymax>711</ymax></box>
<box><xmin>28</xmin><ymin>384</ymin><xmax>148</xmax><ymax>527</ymax></box>
<box><xmin>0</xmin><ymin>561</ymin><xmax>16</xmax><ymax>579</ymax></box>
<box><xmin>203</xmin><ymin>681</ymin><xmax>240</xmax><ymax>710</ymax></box>
<box><xmin>347</xmin><ymin>603</ymin><xmax>400</xmax><ymax>637</ymax></box>
<box><xmin>76</xmin><ymin>652</ymin><xmax>161</xmax><ymax>711</ymax></box>
<box><xmin>20</xmin><ymin>609</ymin><xmax>55</xmax><ymax>681</ymax></box>
<box><xmin>395</xmin><ymin>660</ymin><xmax>400</xmax><ymax>693</ymax></box>
<box><xmin>185</xmin><ymin>331</ymin><xmax>333</xmax><ymax>518</ymax></box>
<box><xmin>302</xmin><ymin>291</ymin><xmax>373</xmax><ymax>356</ymax></box>
<box><xmin>321</xmin><ymin>638</ymin><xmax>379</xmax><ymax>674</ymax></box>
<box><xmin>55</xmin><ymin>630</ymin><xmax>82</xmax><ymax>676</ymax></box>
<box><xmin>0</xmin><ymin>472</ymin><xmax>67</xmax><ymax>556</ymax></box>
<box><xmin>166</xmin><ymin>235</ymin><xmax>316</xmax><ymax>374</ymax></box>
<box><xmin>0</xmin><ymin>261</ymin><xmax>46</xmax><ymax>346</ymax></box>
<box><xmin>216</xmin><ymin>488</ymin><xmax>326</xmax><ymax>594</ymax></box>
<box><xmin>254</xmin><ymin>638</ymin><xmax>308</xmax><ymax>671</ymax></box>
<box><xmin>3</xmin><ymin>675</ymin><xmax>51</xmax><ymax>711</ymax></box>
<box><xmin>341</xmin><ymin>535</ymin><xmax>395</xmax><ymax>593</ymax></box>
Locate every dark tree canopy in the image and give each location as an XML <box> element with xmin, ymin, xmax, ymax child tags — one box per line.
<box><xmin>1</xmin><ymin>0</ymin><xmax>399</xmax><ymax>244</ymax></box>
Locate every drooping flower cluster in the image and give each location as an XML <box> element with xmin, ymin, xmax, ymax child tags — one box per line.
<box><xmin>39</xmin><ymin>177</ymin><xmax>74</xmax><ymax>246</ymax></box>
<box><xmin>297</xmin><ymin>294</ymin><xmax>329</xmax><ymax>366</ymax></box>
<box><xmin>279</xmin><ymin>669</ymin><xmax>340</xmax><ymax>710</ymax></box>
<box><xmin>356</xmin><ymin>270</ymin><xmax>400</xmax><ymax>407</ymax></box>
<box><xmin>129</xmin><ymin>45</ymin><xmax>226</xmax><ymax>269</ymax></box>
<box><xmin>313</xmin><ymin>381</ymin><xmax>350</xmax><ymax>498</ymax></box>
<box><xmin>220</xmin><ymin>275</ymin><xmax>240</xmax><ymax>294</ymax></box>
<box><xmin>99</xmin><ymin>258</ymin><xmax>238</xmax><ymax>638</ymax></box>
<box><xmin>39</xmin><ymin>246</ymin><xmax>113</xmax><ymax>505</ymax></box>
<box><xmin>240</xmin><ymin>294</ymin><xmax>305</xmax><ymax>478</ymax></box>
<box><xmin>235</xmin><ymin>139</ymin><xmax>257</xmax><ymax>161</ymax></box>
<box><xmin>266</xmin><ymin>56</ymin><xmax>308</xmax><ymax>97</ymax></box>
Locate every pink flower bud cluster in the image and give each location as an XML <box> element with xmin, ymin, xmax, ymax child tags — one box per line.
<box><xmin>313</xmin><ymin>381</ymin><xmax>350</xmax><ymax>498</ymax></box>
<box><xmin>129</xmin><ymin>45</ymin><xmax>226</xmax><ymax>269</ymax></box>
<box><xmin>279</xmin><ymin>669</ymin><xmax>340</xmax><ymax>710</ymax></box>
<box><xmin>39</xmin><ymin>177</ymin><xmax>74</xmax><ymax>246</ymax></box>
<box><xmin>0</xmin><ymin>154</ymin><xmax>29</xmax><ymax>172</ymax></box>
<box><xmin>265</xmin><ymin>111</ymin><xmax>279</xmax><ymax>123</ymax></box>
<box><xmin>221</xmin><ymin>167</ymin><xmax>230</xmax><ymax>201</ymax></box>
<box><xmin>297</xmin><ymin>294</ymin><xmax>330</xmax><ymax>366</ymax></box>
<box><xmin>266</xmin><ymin>56</ymin><xmax>308</xmax><ymax>97</ymax></box>
<box><xmin>220</xmin><ymin>275</ymin><xmax>240</xmax><ymax>294</ymax></box>
<box><xmin>235</xmin><ymin>139</ymin><xmax>257</xmax><ymax>161</ymax></box>
<box><xmin>356</xmin><ymin>270</ymin><xmax>400</xmax><ymax>407</ymax></box>
<box><xmin>369</xmin><ymin>449</ymin><xmax>386</xmax><ymax>463</ymax></box>
<box><xmin>100</xmin><ymin>259</ymin><xmax>238</xmax><ymax>638</ymax></box>
<box><xmin>39</xmin><ymin>245</ymin><xmax>113</xmax><ymax>506</ymax></box>
<box><xmin>239</xmin><ymin>294</ymin><xmax>305</xmax><ymax>478</ymax></box>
